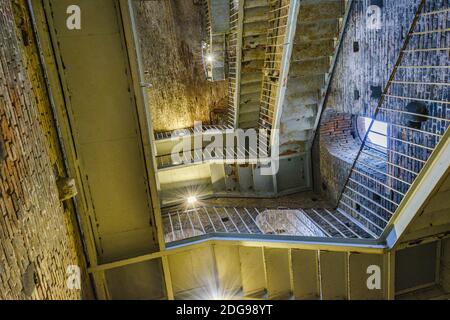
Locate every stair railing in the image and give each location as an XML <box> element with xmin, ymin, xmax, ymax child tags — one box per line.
<box><xmin>228</xmin><ymin>0</ymin><xmax>244</xmax><ymax>127</ymax></box>
<box><xmin>258</xmin><ymin>0</ymin><xmax>300</xmax><ymax>148</ymax></box>
<box><xmin>162</xmin><ymin>0</ymin><xmax>450</xmax><ymax>247</ymax></box>
<box><xmin>336</xmin><ymin>0</ymin><xmax>449</xmax><ymax>238</ymax></box>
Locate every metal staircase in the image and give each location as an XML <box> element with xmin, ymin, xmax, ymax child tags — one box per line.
<box><xmin>279</xmin><ymin>0</ymin><xmax>347</xmax><ymax>154</ymax></box>
<box><xmin>162</xmin><ymin>0</ymin><xmax>450</xmax><ymax>247</ymax></box>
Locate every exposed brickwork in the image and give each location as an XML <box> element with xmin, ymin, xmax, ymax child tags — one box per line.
<box><xmin>319</xmin><ymin>110</ymin><xmax>359</xmax><ymax>204</ymax></box>
<box><xmin>326</xmin><ymin>0</ymin><xmax>422</xmax><ymax>115</ymax></box>
<box><xmin>0</xmin><ymin>1</ymin><xmax>92</xmax><ymax>299</ymax></box>
<box><xmin>134</xmin><ymin>0</ymin><xmax>228</xmax><ymax>133</ymax></box>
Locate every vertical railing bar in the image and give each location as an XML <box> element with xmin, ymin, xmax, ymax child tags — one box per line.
<box><xmin>360</xmin><ymin>150</ymin><xmax>420</xmax><ymax>175</ymax></box>
<box><xmin>203</xmin><ymin>207</ymin><xmax>217</xmax><ymax>233</ymax></box>
<box><xmin>387</xmin><ymin>122</ymin><xmax>443</xmax><ymax>137</ymax></box>
<box><xmin>363</xmin><ymin>145</ymin><xmax>427</xmax><ymax>164</ymax></box>
<box><xmin>223</xmin><ymin>207</ymin><xmax>241</xmax><ymax>233</ymax></box>
<box><xmin>324</xmin><ymin>209</ymin><xmax>362</xmax><ymax>239</ymax></box>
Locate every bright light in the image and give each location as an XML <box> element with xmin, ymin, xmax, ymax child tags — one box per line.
<box><xmin>363</xmin><ymin>117</ymin><xmax>388</xmax><ymax>148</ymax></box>
<box><xmin>206</xmin><ymin>54</ymin><xmax>214</xmax><ymax>63</ymax></box>
<box><xmin>187</xmin><ymin>196</ymin><xmax>198</xmax><ymax>204</ymax></box>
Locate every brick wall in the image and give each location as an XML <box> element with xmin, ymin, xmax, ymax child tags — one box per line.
<box><xmin>325</xmin><ymin>0</ymin><xmax>422</xmax><ymax>115</ymax></box>
<box><xmin>318</xmin><ymin>0</ymin><xmax>449</xmax><ymax>231</ymax></box>
<box><xmin>318</xmin><ymin>0</ymin><xmax>421</xmax><ymax>202</ymax></box>
<box><xmin>319</xmin><ymin>110</ymin><xmax>359</xmax><ymax>204</ymax></box>
<box><xmin>0</xmin><ymin>1</ymin><xmax>93</xmax><ymax>299</ymax></box>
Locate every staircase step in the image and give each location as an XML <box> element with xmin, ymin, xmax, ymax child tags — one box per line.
<box><xmin>241</xmin><ymin>59</ymin><xmax>264</xmax><ymax>72</ymax></box>
<box><xmin>264</xmin><ymin>248</ymin><xmax>291</xmax><ymax>299</ymax></box>
<box><xmin>243</xmin><ymin>21</ymin><xmax>269</xmax><ymax>37</ymax></box>
<box><xmin>243</xmin><ymin>34</ymin><xmax>267</xmax><ymax>49</ymax></box>
<box><xmin>244</xmin><ymin>7</ymin><xmax>269</xmax><ymax>24</ymax></box>
<box><xmin>240</xmin><ymin>91</ymin><xmax>260</xmax><ymax>103</ymax></box>
<box><xmin>281</xmin><ymin>103</ymin><xmax>318</xmax><ymax>121</ymax></box>
<box><xmin>282</xmin><ymin>117</ymin><xmax>316</xmax><ymax>132</ymax></box>
<box><xmin>240</xmin><ymin>82</ymin><xmax>261</xmax><ymax>95</ymax></box>
<box><xmin>244</xmin><ymin>0</ymin><xmax>269</xmax><ymax>9</ymax></box>
<box><xmin>285</xmin><ymin>90</ymin><xmax>319</xmax><ymax>106</ymax></box>
<box><xmin>279</xmin><ymin>129</ymin><xmax>312</xmax><ymax>145</ymax></box>
<box><xmin>299</xmin><ymin>0</ymin><xmax>345</xmax><ymax>22</ymax></box>
<box><xmin>286</xmin><ymin>75</ymin><xmax>325</xmax><ymax>94</ymax></box>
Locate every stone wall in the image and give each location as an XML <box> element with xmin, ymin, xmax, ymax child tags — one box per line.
<box><xmin>133</xmin><ymin>0</ymin><xmax>229</xmax><ymax>133</ymax></box>
<box><xmin>319</xmin><ymin>110</ymin><xmax>359</xmax><ymax>204</ymax></box>
<box><xmin>0</xmin><ymin>1</ymin><xmax>93</xmax><ymax>299</ymax></box>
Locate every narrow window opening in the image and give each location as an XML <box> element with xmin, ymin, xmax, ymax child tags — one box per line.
<box><xmin>358</xmin><ymin>117</ymin><xmax>388</xmax><ymax>148</ymax></box>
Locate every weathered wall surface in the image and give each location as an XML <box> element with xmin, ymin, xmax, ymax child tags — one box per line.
<box><xmin>134</xmin><ymin>0</ymin><xmax>228</xmax><ymax>133</ymax></box>
<box><xmin>319</xmin><ymin>110</ymin><xmax>359</xmax><ymax>204</ymax></box>
<box><xmin>325</xmin><ymin>0</ymin><xmax>422</xmax><ymax>116</ymax></box>
<box><xmin>202</xmin><ymin>190</ymin><xmax>333</xmax><ymax>209</ymax></box>
<box><xmin>317</xmin><ymin>0</ymin><xmax>422</xmax><ymax>201</ymax></box>
<box><xmin>401</xmin><ymin>172</ymin><xmax>450</xmax><ymax>242</ymax></box>
<box><xmin>0</xmin><ymin>1</ymin><xmax>93</xmax><ymax>299</ymax></box>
